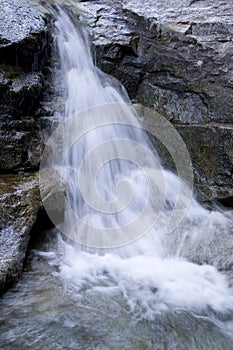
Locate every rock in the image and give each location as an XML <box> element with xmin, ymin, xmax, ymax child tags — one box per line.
<box><xmin>77</xmin><ymin>1</ymin><xmax>138</xmax><ymax>95</ymax></box>
<box><xmin>0</xmin><ymin>131</ymin><xmax>27</xmax><ymax>171</ymax></box>
<box><xmin>0</xmin><ymin>173</ymin><xmax>40</xmax><ymax>294</ymax></box>
<box><xmin>0</xmin><ymin>116</ymin><xmax>43</xmax><ymax>172</ymax></box>
<box><xmin>137</xmin><ymin>81</ymin><xmax>209</xmax><ymax>125</ymax></box>
<box><xmin>0</xmin><ymin>0</ymin><xmax>51</xmax><ymax>70</ymax></box>
<box><xmin>77</xmin><ymin>0</ymin><xmax>233</xmax><ymax>203</ymax></box>
<box><xmin>166</xmin><ymin>214</ymin><xmax>233</xmax><ymax>271</ymax></box>
<box><xmin>78</xmin><ymin>1</ymin><xmax>132</xmax><ymax>47</ymax></box>
<box><xmin>0</xmin><ymin>67</ymin><xmax>43</xmax><ymax>116</ymax></box>
<box><xmin>176</xmin><ymin>124</ymin><xmax>233</xmax><ymax>201</ymax></box>
<box><xmin>0</xmin><ymin>0</ymin><xmax>53</xmax><ymax>293</ymax></box>
<box><xmin>0</xmin><ymin>0</ymin><xmax>53</xmax><ymax>173</ymax></box>
<box><xmin>39</xmin><ymin>116</ymin><xmax>61</xmax><ymax>143</ymax></box>
<box><xmin>145</xmin><ymin>118</ymin><xmax>233</xmax><ymax>201</ymax></box>
<box><xmin>0</xmin><ymin>0</ymin><xmax>52</xmax><ymax>118</ymax></box>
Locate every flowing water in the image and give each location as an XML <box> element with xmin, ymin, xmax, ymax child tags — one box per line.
<box><xmin>1</xmin><ymin>4</ymin><xmax>233</xmax><ymax>349</ymax></box>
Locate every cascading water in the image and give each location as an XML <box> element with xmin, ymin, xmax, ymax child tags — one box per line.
<box><xmin>1</xmin><ymin>3</ymin><xmax>233</xmax><ymax>349</ymax></box>
<box><xmin>42</xmin><ymin>3</ymin><xmax>233</xmax><ymax>319</ymax></box>
<box><xmin>48</xmin><ymin>4</ymin><xmax>233</xmax><ymax>316</ymax></box>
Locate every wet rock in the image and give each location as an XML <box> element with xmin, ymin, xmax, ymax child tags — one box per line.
<box><xmin>0</xmin><ymin>0</ymin><xmax>51</xmax><ymax>70</ymax></box>
<box><xmin>0</xmin><ymin>116</ymin><xmax>43</xmax><ymax>172</ymax></box>
<box><xmin>77</xmin><ymin>1</ymin><xmax>137</xmax><ymax>95</ymax></box>
<box><xmin>78</xmin><ymin>1</ymin><xmax>132</xmax><ymax>46</ymax></box>
<box><xmin>147</xmin><ymin>120</ymin><xmax>233</xmax><ymax>201</ymax></box>
<box><xmin>176</xmin><ymin>124</ymin><xmax>233</xmax><ymax>201</ymax></box>
<box><xmin>0</xmin><ymin>1</ymin><xmax>53</xmax><ymax>294</ymax></box>
<box><xmin>78</xmin><ymin>0</ymin><xmax>233</xmax><ymax>203</ymax></box>
<box><xmin>38</xmin><ymin>96</ymin><xmax>65</xmax><ymax>117</ymax></box>
<box><xmin>0</xmin><ymin>0</ymin><xmax>53</xmax><ymax>172</ymax></box>
<box><xmin>166</xmin><ymin>214</ymin><xmax>233</xmax><ymax>271</ymax></box>
<box><xmin>39</xmin><ymin>116</ymin><xmax>61</xmax><ymax>143</ymax></box>
<box><xmin>138</xmin><ymin>81</ymin><xmax>209</xmax><ymax>125</ymax></box>
<box><xmin>0</xmin><ymin>0</ymin><xmax>52</xmax><ymax>119</ymax></box>
<box><xmin>0</xmin><ymin>173</ymin><xmax>40</xmax><ymax>294</ymax></box>
<box><xmin>0</xmin><ymin>67</ymin><xmax>43</xmax><ymax>116</ymax></box>
<box><xmin>0</xmin><ymin>131</ymin><xmax>27</xmax><ymax>171</ymax></box>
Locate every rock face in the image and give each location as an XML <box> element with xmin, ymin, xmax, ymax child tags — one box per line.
<box><xmin>0</xmin><ymin>115</ymin><xmax>43</xmax><ymax>172</ymax></box>
<box><xmin>0</xmin><ymin>0</ymin><xmax>52</xmax><ymax>292</ymax></box>
<box><xmin>0</xmin><ymin>0</ymin><xmax>51</xmax><ymax>172</ymax></box>
<box><xmin>0</xmin><ymin>174</ymin><xmax>40</xmax><ymax>294</ymax></box>
<box><xmin>78</xmin><ymin>0</ymin><xmax>233</xmax><ymax>203</ymax></box>
<box><xmin>0</xmin><ymin>0</ymin><xmax>51</xmax><ymax>69</ymax></box>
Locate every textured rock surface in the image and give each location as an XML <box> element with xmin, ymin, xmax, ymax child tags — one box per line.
<box><xmin>0</xmin><ymin>0</ymin><xmax>52</xmax><ymax>172</ymax></box>
<box><xmin>0</xmin><ymin>116</ymin><xmax>42</xmax><ymax>171</ymax></box>
<box><xmin>166</xmin><ymin>214</ymin><xmax>233</xmax><ymax>271</ymax></box>
<box><xmin>0</xmin><ymin>0</ymin><xmax>52</xmax><ymax>293</ymax></box>
<box><xmin>0</xmin><ymin>68</ymin><xmax>43</xmax><ymax>117</ymax></box>
<box><xmin>78</xmin><ymin>0</ymin><xmax>233</xmax><ymax>202</ymax></box>
<box><xmin>0</xmin><ymin>174</ymin><xmax>40</xmax><ymax>294</ymax></box>
<box><xmin>176</xmin><ymin>125</ymin><xmax>233</xmax><ymax>201</ymax></box>
<box><xmin>0</xmin><ymin>0</ymin><xmax>51</xmax><ymax>69</ymax></box>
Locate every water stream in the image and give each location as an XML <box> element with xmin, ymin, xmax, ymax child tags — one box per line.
<box><xmin>0</xmin><ymin>4</ymin><xmax>233</xmax><ymax>349</ymax></box>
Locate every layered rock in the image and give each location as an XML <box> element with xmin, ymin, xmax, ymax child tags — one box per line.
<box><xmin>0</xmin><ymin>0</ymin><xmax>51</xmax><ymax>172</ymax></box>
<box><xmin>0</xmin><ymin>0</ymin><xmax>52</xmax><ymax>292</ymax></box>
<box><xmin>78</xmin><ymin>0</ymin><xmax>233</xmax><ymax>203</ymax></box>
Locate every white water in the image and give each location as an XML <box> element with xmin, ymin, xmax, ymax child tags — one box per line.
<box><xmin>49</xmin><ymin>5</ymin><xmax>233</xmax><ymax>320</ymax></box>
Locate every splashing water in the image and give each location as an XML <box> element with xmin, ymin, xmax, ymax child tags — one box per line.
<box><xmin>41</xmin><ymin>4</ymin><xmax>233</xmax><ymax>321</ymax></box>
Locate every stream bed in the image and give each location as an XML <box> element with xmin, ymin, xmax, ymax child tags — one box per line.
<box><xmin>0</xmin><ymin>229</ymin><xmax>233</xmax><ymax>350</ymax></box>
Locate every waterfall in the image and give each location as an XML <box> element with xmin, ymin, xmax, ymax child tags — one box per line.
<box><xmin>40</xmin><ymin>5</ymin><xmax>233</xmax><ymax>319</ymax></box>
